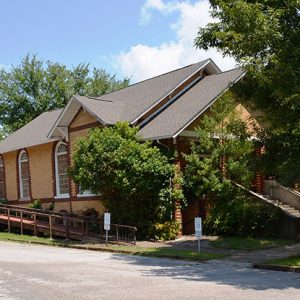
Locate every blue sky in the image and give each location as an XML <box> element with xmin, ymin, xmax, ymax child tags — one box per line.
<box><xmin>0</xmin><ymin>0</ymin><xmax>235</xmax><ymax>82</ymax></box>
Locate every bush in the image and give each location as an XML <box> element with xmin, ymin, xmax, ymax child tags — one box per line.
<box><xmin>47</xmin><ymin>203</ymin><xmax>55</xmax><ymax>211</ymax></box>
<box><xmin>148</xmin><ymin>221</ymin><xmax>180</xmax><ymax>241</ymax></box>
<box><xmin>0</xmin><ymin>198</ymin><xmax>7</xmax><ymax>205</ymax></box>
<box><xmin>28</xmin><ymin>199</ymin><xmax>42</xmax><ymax>210</ymax></box>
<box><xmin>70</xmin><ymin>122</ymin><xmax>184</xmax><ymax>238</ymax></box>
<box><xmin>81</xmin><ymin>207</ymin><xmax>99</xmax><ymax>218</ymax></box>
<box><xmin>204</xmin><ymin>192</ymin><xmax>283</xmax><ymax>238</ymax></box>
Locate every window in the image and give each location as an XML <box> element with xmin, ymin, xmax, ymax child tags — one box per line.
<box><xmin>55</xmin><ymin>142</ymin><xmax>69</xmax><ymax>197</ymax></box>
<box><xmin>18</xmin><ymin>150</ymin><xmax>30</xmax><ymax>199</ymax></box>
<box><xmin>78</xmin><ymin>185</ymin><xmax>94</xmax><ymax>197</ymax></box>
<box><xmin>0</xmin><ymin>156</ymin><xmax>5</xmax><ymax>199</ymax></box>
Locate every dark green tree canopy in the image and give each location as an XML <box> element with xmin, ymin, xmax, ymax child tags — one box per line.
<box><xmin>195</xmin><ymin>0</ymin><xmax>300</xmax><ymax>185</ymax></box>
<box><xmin>0</xmin><ymin>54</ymin><xmax>129</xmax><ymax>134</ymax></box>
<box><xmin>184</xmin><ymin>92</ymin><xmax>256</xmax><ymax>201</ymax></box>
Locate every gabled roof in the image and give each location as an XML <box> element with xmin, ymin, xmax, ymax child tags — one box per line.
<box><xmin>0</xmin><ymin>109</ymin><xmax>62</xmax><ymax>154</ymax></box>
<box><xmin>138</xmin><ymin>68</ymin><xmax>245</xmax><ymax>140</ymax></box>
<box><xmin>0</xmin><ymin>58</ymin><xmax>244</xmax><ymax>154</ymax></box>
<box><xmin>49</xmin><ymin>59</ymin><xmax>219</xmax><ymax>138</ymax></box>
<box><xmin>95</xmin><ymin>59</ymin><xmax>220</xmax><ymax>123</ymax></box>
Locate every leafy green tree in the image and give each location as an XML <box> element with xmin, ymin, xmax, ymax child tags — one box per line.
<box><xmin>184</xmin><ymin>92</ymin><xmax>256</xmax><ymax>201</ymax></box>
<box><xmin>69</xmin><ymin>122</ymin><xmax>184</xmax><ymax>237</ymax></box>
<box><xmin>195</xmin><ymin>0</ymin><xmax>300</xmax><ymax>185</ymax></box>
<box><xmin>183</xmin><ymin>93</ymin><xmax>281</xmax><ymax>237</ymax></box>
<box><xmin>0</xmin><ymin>54</ymin><xmax>129</xmax><ymax>134</ymax></box>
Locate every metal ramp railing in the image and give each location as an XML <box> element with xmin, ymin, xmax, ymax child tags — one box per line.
<box><xmin>0</xmin><ymin>204</ymin><xmax>137</xmax><ymax>244</ymax></box>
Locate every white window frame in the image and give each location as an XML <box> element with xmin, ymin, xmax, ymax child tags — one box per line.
<box><xmin>55</xmin><ymin>142</ymin><xmax>70</xmax><ymax>199</ymax></box>
<box><xmin>77</xmin><ymin>185</ymin><xmax>95</xmax><ymax>197</ymax></box>
<box><xmin>18</xmin><ymin>150</ymin><xmax>30</xmax><ymax>200</ymax></box>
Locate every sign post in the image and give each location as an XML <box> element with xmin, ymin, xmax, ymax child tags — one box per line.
<box><xmin>104</xmin><ymin>212</ymin><xmax>111</xmax><ymax>246</ymax></box>
<box><xmin>194</xmin><ymin>217</ymin><xmax>202</xmax><ymax>253</ymax></box>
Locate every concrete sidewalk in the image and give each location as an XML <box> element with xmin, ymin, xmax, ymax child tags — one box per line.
<box><xmin>136</xmin><ymin>235</ymin><xmax>300</xmax><ymax>264</ymax></box>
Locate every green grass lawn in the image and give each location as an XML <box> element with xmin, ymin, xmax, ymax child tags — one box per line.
<box><xmin>0</xmin><ymin>232</ymin><xmax>68</xmax><ymax>245</ymax></box>
<box><xmin>0</xmin><ymin>232</ymin><xmax>225</xmax><ymax>262</ymax></box>
<box><xmin>266</xmin><ymin>255</ymin><xmax>300</xmax><ymax>267</ymax></box>
<box><xmin>209</xmin><ymin>236</ymin><xmax>294</xmax><ymax>250</ymax></box>
<box><xmin>103</xmin><ymin>244</ymin><xmax>225</xmax><ymax>261</ymax></box>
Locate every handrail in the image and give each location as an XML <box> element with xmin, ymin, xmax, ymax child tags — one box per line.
<box><xmin>0</xmin><ymin>204</ymin><xmax>137</xmax><ymax>244</ymax></box>
<box><xmin>0</xmin><ymin>206</ymin><xmax>84</xmax><ymax>222</ymax></box>
<box><xmin>265</xmin><ymin>180</ymin><xmax>300</xmax><ymax>211</ymax></box>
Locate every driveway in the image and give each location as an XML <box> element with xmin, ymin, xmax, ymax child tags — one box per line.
<box><xmin>0</xmin><ymin>241</ymin><xmax>299</xmax><ymax>300</ymax></box>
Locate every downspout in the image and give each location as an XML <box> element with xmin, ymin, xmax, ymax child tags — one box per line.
<box><xmin>156</xmin><ymin>139</ymin><xmax>170</xmax><ymax>151</ymax></box>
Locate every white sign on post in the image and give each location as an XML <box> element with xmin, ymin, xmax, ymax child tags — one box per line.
<box><xmin>194</xmin><ymin>217</ymin><xmax>202</xmax><ymax>253</ymax></box>
<box><xmin>104</xmin><ymin>212</ymin><xmax>111</xmax><ymax>246</ymax></box>
<box><xmin>194</xmin><ymin>217</ymin><xmax>202</xmax><ymax>237</ymax></box>
<box><xmin>104</xmin><ymin>212</ymin><xmax>111</xmax><ymax>230</ymax></box>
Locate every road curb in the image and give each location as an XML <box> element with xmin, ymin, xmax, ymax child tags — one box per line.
<box><xmin>253</xmin><ymin>263</ymin><xmax>300</xmax><ymax>273</ymax></box>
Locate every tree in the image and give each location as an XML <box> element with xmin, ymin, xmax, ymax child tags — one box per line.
<box><xmin>195</xmin><ymin>0</ymin><xmax>300</xmax><ymax>185</ymax></box>
<box><xmin>184</xmin><ymin>92</ymin><xmax>256</xmax><ymax>201</ymax></box>
<box><xmin>69</xmin><ymin>122</ymin><xmax>184</xmax><ymax>238</ymax></box>
<box><xmin>183</xmin><ymin>93</ymin><xmax>282</xmax><ymax>237</ymax></box>
<box><xmin>0</xmin><ymin>54</ymin><xmax>129</xmax><ymax>134</ymax></box>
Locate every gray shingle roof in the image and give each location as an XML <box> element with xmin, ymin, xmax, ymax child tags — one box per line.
<box><xmin>138</xmin><ymin>68</ymin><xmax>245</xmax><ymax>140</ymax></box>
<box><xmin>77</xmin><ymin>59</ymin><xmax>212</xmax><ymax>123</ymax></box>
<box><xmin>73</xmin><ymin>95</ymin><xmax>124</xmax><ymax>124</ymax></box>
<box><xmin>0</xmin><ymin>109</ymin><xmax>62</xmax><ymax>154</ymax></box>
<box><xmin>0</xmin><ymin>59</ymin><xmax>243</xmax><ymax>154</ymax></box>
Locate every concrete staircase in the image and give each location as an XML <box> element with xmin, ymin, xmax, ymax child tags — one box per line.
<box><xmin>235</xmin><ymin>181</ymin><xmax>300</xmax><ymax>218</ymax></box>
<box><xmin>260</xmin><ymin>195</ymin><xmax>300</xmax><ymax>218</ymax></box>
<box><xmin>264</xmin><ymin>180</ymin><xmax>300</xmax><ymax>217</ymax></box>
<box><xmin>234</xmin><ymin>181</ymin><xmax>300</xmax><ymax>240</ymax></box>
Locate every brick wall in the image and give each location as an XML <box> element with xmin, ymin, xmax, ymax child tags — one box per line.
<box><xmin>3</xmin><ymin>151</ymin><xmax>18</xmax><ymax>201</ymax></box>
<box><xmin>28</xmin><ymin>143</ymin><xmax>54</xmax><ymax>199</ymax></box>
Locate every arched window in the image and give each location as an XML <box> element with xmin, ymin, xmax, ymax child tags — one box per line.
<box><xmin>0</xmin><ymin>156</ymin><xmax>5</xmax><ymax>199</ymax></box>
<box><xmin>55</xmin><ymin>142</ymin><xmax>69</xmax><ymax>197</ymax></box>
<box><xmin>18</xmin><ymin>150</ymin><xmax>30</xmax><ymax>199</ymax></box>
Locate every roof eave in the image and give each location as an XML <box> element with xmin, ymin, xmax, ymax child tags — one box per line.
<box><xmin>0</xmin><ymin>138</ymin><xmax>60</xmax><ymax>155</ymax></box>
<box><xmin>47</xmin><ymin>95</ymin><xmax>107</xmax><ymax>139</ymax></box>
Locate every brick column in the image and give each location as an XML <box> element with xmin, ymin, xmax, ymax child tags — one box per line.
<box><xmin>173</xmin><ymin>137</ymin><xmax>184</xmax><ymax>237</ymax></box>
<box><xmin>174</xmin><ymin>200</ymin><xmax>183</xmax><ymax>237</ymax></box>
<box><xmin>255</xmin><ymin>146</ymin><xmax>265</xmax><ymax>194</ymax></box>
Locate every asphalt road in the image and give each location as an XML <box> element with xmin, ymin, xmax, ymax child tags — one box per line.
<box><xmin>0</xmin><ymin>241</ymin><xmax>299</xmax><ymax>300</ymax></box>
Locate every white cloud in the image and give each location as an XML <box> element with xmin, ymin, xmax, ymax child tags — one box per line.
<box><xmin>140</xmin><ymin>0</ymin><xmax>166</xmax><ymax>25</ymax></box>
<box><xmin>116</xmin><ymin>0</ymin><xmax>236</xmax><ymax>82</ymax></box>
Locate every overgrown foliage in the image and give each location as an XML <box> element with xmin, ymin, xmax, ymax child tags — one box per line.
<box><xmin>204</xmin><ymin>191</ymin><xmax>283</xmax><ymax>237</ymax></box>
<box><xmin>0</xmin><ymin>54</ymin><xmax>129</xmax><ymax>135</ymax></box>
<box><xmin>184</xmin><ymin>92</ymin><xmax>256</xmax><ymax>201</ymax></box>
<box><xmin>195</xmin><ymin>0</ymin><xmax>300</xmax><ymax>186</ymax></box>
<box><xmin>27</xmin><ymin>199</ymin><xmax>42</xmax><ymax>210</ymax></box>
<box><xmin>148</xmin><ymin>221</ymin><xmax>180</xmax><ymax>241</ymax></box>
<box><xmin>182</xmin><ymin>92</ymin><xmax>280</xmax><ymax>236</ymax></box>
<box><xmin>70</xmin><ymin>122</ymin><xmax>184</xmax><ymax>238</ymax></box>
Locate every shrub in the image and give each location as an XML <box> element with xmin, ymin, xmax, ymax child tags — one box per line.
<box><xmin>48</xmin><ymin>203</ymin><xmax>55</xmax><ymax>211</ymax></box>
<box><xmin>81</xmin><ymin>207</ymin><xmax>99</xmax><ymax>218</ymax></box>
<box><xmin>149</xmin><ymin>221</ymin><xmax>180</xmax><ymax>241</ymax></box>
<box><xmin>28</xmin><ymin>199</ymin><xmax>42</xmax><ymax>210</ymax></box>
<box><xmin>204</xmin><ymin>192</ymin><xmax>283</xmax><ymax>238</ymax></box>
<box><xmin>70</xmin><ymin>122</ymin><xmax>184</xmax><ymax>238</ymax></box>
<box><xmin>0</xmin><ymin>198</ymin><xmax>7</xmax><ymax>205</ymax></box>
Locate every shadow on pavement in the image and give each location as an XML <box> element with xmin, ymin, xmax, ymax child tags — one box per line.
<box><xmin>110</xmin><ymin>253</ymin><xmax>300</xmax><ymax>291</ymax></box>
